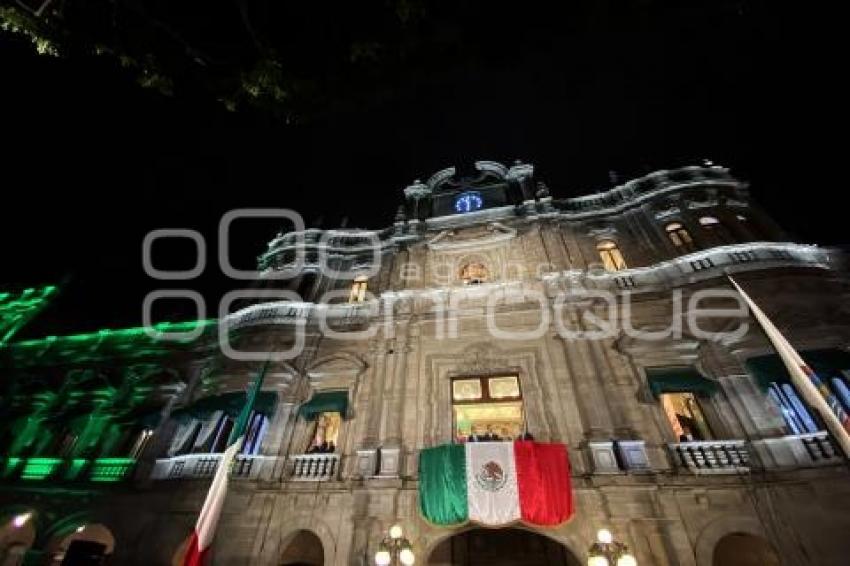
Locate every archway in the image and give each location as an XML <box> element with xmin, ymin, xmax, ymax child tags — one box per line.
<box><xmin>713</xmin><ymin>533</ymin><xmax>780</xmax><ymax>566</ymax></box>
<box><xmin>280</xmin><ymin>530</ymin><xmax>324</xmax><ymax>566</ymax></box>
<box><xmin>47</xmin><ymin>523</ymin><xmax>115</xmax><ymax>565</ymax></box>
<box><xmin>428</xmin><ymin>528</ymin><xmax>582</xmax><ymax>566</ymax></box>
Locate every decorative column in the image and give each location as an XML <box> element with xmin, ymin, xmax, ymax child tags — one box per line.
<box><xmin>558</xmin><ymin>309</ymin><xmax>616</xmax><ymax>439</ymax></box>
<box><xmin>379</xmin><ymin>326</ymin><xmax>410</xmax><ymax>477</ymax></box>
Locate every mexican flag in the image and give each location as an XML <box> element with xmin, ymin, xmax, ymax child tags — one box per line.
<box><xmin>419</xmin><ymin>441</ymin><xmax>573</xmax><ymax>527</ymax></box>
<box><xmin>182</xmin><ymin>361</ymin><xmax>269</xmax><ymax>566</ymax></box>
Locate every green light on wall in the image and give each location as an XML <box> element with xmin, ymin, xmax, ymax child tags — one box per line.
<box><xmin>65</xmin><ymin>458</ymin><xmax>89</xmax><ymax>480</ymax></box>
<box><xmin>2</xmin><ymin>457</ymin><xmax>23</xmax><ymax>478</ymax></box>
<box><xmin>89</xmin><ymin>458</ymin><xmax>135</xmax><ymax>482</ymax></box>
<box><xmin>20</xmin><ymin>458</ymin><xmax>63</xmax><ymax>480</ymax></box>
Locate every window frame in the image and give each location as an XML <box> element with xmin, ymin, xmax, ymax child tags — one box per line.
<box><xmin>596</xmin><ymin>239</ymin><xmax>627</xmax><ymax>272</ymax></box>
<box><xmin>664</xmin><ymin>221</ymin><xmax>696</xmax><ymax>252</ymax></box>
<box><xmin>459</xmin><ymin>262</ymin><xmax>490</xmax><ymax>285</ymax></box>
<box><xmin>450</xmin><ymin>375</ymin><xmax>524</xmax><ymax>442</ymax></box>
<box><xmin>348</xmin><ymin>275</ymin><xmax>369</xmax><ymax>303</ymax></box>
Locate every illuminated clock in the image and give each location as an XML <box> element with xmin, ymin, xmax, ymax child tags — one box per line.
<box><xmin>454</xmin><ymin>191</ymin><xmax>483</xmax><ymax>213</ymax></box>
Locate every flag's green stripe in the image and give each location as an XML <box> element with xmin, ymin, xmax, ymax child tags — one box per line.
<box><xmin>228</xmin><ymin>360</ymin><xmax>270</xmax><ymax>446</ymax></box>
<box><xmin>419</xmin><ymin>444</ymin><xmax>468</xmax><ymax>525</ymax></box>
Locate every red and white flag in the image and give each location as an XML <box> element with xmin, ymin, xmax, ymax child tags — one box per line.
<box><xmin>730</xmin><ymin>276</ymin><xmax>850</xmax><ymax>457</ymax></box>
<box><xmin>182</xmin><ymin>362</ymin><xmax>268</xmax><ymax>566</ymax></box>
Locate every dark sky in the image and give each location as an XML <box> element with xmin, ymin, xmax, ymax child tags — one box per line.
<box><xmin>1</xmin><ymin>1</ymin><xmax>842</xmax><ymax>338</ymax></box>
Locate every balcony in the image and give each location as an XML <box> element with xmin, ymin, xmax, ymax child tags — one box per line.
<box><xmin>287</xmin><ymin>453</ymin><xmax>340</xmax><ymax>481</ymax></box>
<box><xmin>151</xmin><ymin>453</ymin><xmax>275</xmax><ymax>480</ymax></box>
<box><xmin>751</xmin><ymin>431</ymin><xmax>843</xmax><ymax>469</ymax></box>
<box><xmin>669</xmin><ymin>440</ymin><xmax>750</xmax><ymax>474</ymax></box>
<box><xmin>0</xmin><ymin>456</ymin><xmax>136</xmax><ymax>482</ymax></box>
<box><xmin>570</xmin><ymin>242</ymin><xmax>831</xmax><ymax>294</ymax></box>
<box><xmin>223</xmin><ymin>301</ymin><xmax>374</xmax><ymax>333</ymax></box>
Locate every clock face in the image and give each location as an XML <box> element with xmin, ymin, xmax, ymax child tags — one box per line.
<box><xmin>454</xmin><ymin>191</ymin><xmax>483</xmax><ymax>213</ymax></box>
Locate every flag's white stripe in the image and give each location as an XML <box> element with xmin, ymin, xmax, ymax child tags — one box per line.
<box><xmin>195</xmin><ymin>436</ymin><xmax>243</xmax><ymax>550</ymax></box>
<box><xmin>465</xmin><ymin>442</ymin><xmax>521</xmax><ymax>526</ymax></box>
<box><xmin>730</xmin><ymin>277</ymin><xmax>850</xmax><ymax>457</ymax></box>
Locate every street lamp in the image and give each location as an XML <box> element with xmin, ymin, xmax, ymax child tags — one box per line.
<box><xmin>12</xmin><ymin>512</ymin><xmax>32</xmax><ymax>528</ymax></box>
<box><xmin>587</xmin><ymin>528</ymin><xmax>637</xmax><ymax>566</ymax></box>
<box><xmin>375</xmin><ymin>524</ymin><xmax>415</xmax><ymax>565</ymax></box>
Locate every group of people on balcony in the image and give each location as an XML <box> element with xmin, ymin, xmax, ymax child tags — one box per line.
<box><xmin>459</xmin><ymin>425</ymin><xmax>535</xmax><ymax>443</ymax></box>
<box><xmin>306</xmin><ymin>441</ymin><xmax>336</xmax><ymax>454</ymax></box>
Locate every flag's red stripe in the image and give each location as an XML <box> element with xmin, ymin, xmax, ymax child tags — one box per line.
<box><xmin>182</xmin><ymin>531</ymin><xmax>209</xmax><ymax>566</ymax></box>
<box><xmin>514</xmin><ymin>440</ymin><xmax>573</xmax><ymax>526</ymax></box>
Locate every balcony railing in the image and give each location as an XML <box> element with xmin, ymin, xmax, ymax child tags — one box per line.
<box><xmin>288</xmin><ymin>453</ymin><xmax>340</xmax><ymax>481</ymax></box>
<box><xmin>752</xmin><ymin>431</ymin><xmax>843</xmax><ymax>469</ymax></box>
<box><xmin>669</xmin><ymin>440</ymin><xmax>750</xmax><ymax>474</ymax></box>
<box><xmin>574</xmin><ymin>242</ymin><xmax>831</xmax><ymax>293</ymax></box>
<box><xmin>151</xmin><ymin>453</ymin><xmax>275</xmax><ymax>480</ymax></box>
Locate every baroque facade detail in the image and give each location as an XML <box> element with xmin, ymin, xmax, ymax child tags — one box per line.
<box><xmin>2</xmin><ymin>161</ymin><xmax>850</xmax><ymax>565</ymax></box>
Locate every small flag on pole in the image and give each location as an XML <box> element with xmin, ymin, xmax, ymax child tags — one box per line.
<box><xmin>183</xmin><ymin>361</ymin><xmax>270</xmax><ymax>566</ymax></box>
<box><xmin>729</xmin><ymin>276</ymin><xmax>850</xmax><ymax>457</ymax></box>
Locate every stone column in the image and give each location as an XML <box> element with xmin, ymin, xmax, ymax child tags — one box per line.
<box><xmin>363</xmin><ymin>333</ymin><xmax>390</xmax><ymax>448</ymax></box>
<box><xmin>262</xmin><ymin>401</ymin><xmax>298</xmax><ymax>481</ymax></box>
<box><xmin>558</xmin><ymin>309</ymin><xmax>616</xmax><ymax>440</ymax></box>
<box><xmin>382</xmin><ymin>328</ymin><xmax>409</xmax><ymax>447</ymax></box>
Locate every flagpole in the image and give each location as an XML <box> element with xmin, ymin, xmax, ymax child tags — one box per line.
<box><xmin>729</xmin><ymin>275</ymin><xmax>850</xmax><ymax>458</ymax></box>
<box><xmin>183</xmin><ymin>360</ymin><xmax>272</xmax><ymax>566</ymax></box>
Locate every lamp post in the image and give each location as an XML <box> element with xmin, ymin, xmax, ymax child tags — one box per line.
<box><xmin>374</xmin><ymin>524</ymin><xmax>415</xmax><ymax>566</ymax></box>
<box><xmin>587</xmin><ymin>528</ymin><xmax>637</xmax><ymax>566</ymax></box>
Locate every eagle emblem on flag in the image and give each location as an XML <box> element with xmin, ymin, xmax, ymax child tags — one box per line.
<box><xmin>475</xmin><ymin>460</ymin><xmax>507</xmax><ymax>492</ymax></box>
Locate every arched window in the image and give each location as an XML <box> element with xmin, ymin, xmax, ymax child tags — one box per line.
<box><xmin>348</xmin><ymin>275</ymin><xmax>368</xmax><ymax>303</ymax></box>
<box><xmin>596</xmin><ymin>240</ymin><xmax>627</xmax><ymax>272</ymax></box>
<box><xmin>460</xmin><ymin>263</ymin><xmax>489</xmax><ymax>285</ymax></box>
<box><xmin>665</xmin><ymin>222</ymin><xmax>696</xmax><ymax>252</ymax></box>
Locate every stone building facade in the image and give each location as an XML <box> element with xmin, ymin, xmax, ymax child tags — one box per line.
<box><xmin>2</xmin><ymin>161</ymin><xmax>850</xmax><ymax>565</ymax></box>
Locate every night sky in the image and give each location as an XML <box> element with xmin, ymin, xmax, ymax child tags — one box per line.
<box><xmin>1</xmin><ymin>1</ymin><xmax>842</xmax><ymax>338</ymax></box>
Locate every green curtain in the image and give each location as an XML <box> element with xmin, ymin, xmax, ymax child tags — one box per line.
<box><xmin>299</xmin><ymin>390</ymin><xmax>349</xmax><ymax>420</ymax></box>
<box><xmin>746</xmin><ymin>348</ymin><xmax>850</xmax><ymax>389</ymax></box>
<box><xmin>418</xmin><ymin>444</ymin><xmax>468</xmax><ymax>525</ymax></box>
<box><xmin>646</xmin><ymin>367</ymin><xmax>718</xmax><ymax>397</ymax></box>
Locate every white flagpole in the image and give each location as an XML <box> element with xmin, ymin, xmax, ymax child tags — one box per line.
<box><xmin>729</xmin><ymin>276</ymin><xmax>850</xmax><ymax>458</ymax></box>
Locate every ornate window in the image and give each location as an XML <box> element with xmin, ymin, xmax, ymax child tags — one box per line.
<box><xmin>451</xmin><ymin>375</ymin><xmax>524</xmax><ymax>442</ymax></box>
<box><xmin>665</xmin><ymin>222</ymin><xmax>696</xmax><ymax>252</ymax></box>
<box><xmin>459</xmin><ymin>263</ymin><xmax>489</xmax><ymax>285</ymax></box>
<box><xmin>307</xmin><ymin>412</ymin><xmax>341</xmax><ymax>453</ymax></box>
<box><xmin>660</xmin><ymin>392</ymin><xmax>713</xmax><ymax>441</ymax></box>
<box><xmin>596</xmin><ymin>240</ymin><xmax>627</xmax><ymax>272</ymax></box>
<box><xmin>349</xmin><ymin>275</ymin><xmax>368</xmax><ymax>303</ymax></box>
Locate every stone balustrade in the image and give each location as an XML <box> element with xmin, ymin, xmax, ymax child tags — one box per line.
<box><xmin>751</xmin><ymin>431</ymin><xmax>843</xmax><ymax>469</ymax></box>
<box><xmin>575</xmin><ymin>242</ymin><xmax>830</xmax><ymax>294</ymax></box>
<box><xmin>151</xmin><ymin>453</ymin><xmax>274</xmax><ymax>480</ymax></box>
<box><xmin>288</xmin><ymin>453</ymin><xmax>340</xmax><ymax>481</ymax></box>
<box><xmin>669</xmin><ymin>440</ymin><xmax>750</xmax><ymax>474</ymax></box>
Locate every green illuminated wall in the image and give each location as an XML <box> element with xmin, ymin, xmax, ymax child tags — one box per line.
<box><xmin>0</xmin><ymin>285</ymin><xmax>57</xmax><ymax>347</ymax></box>
<box><xmin>0</xmin><ymin>317</ymin><xmax>217</xmax><ymax>483</ymax></box>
